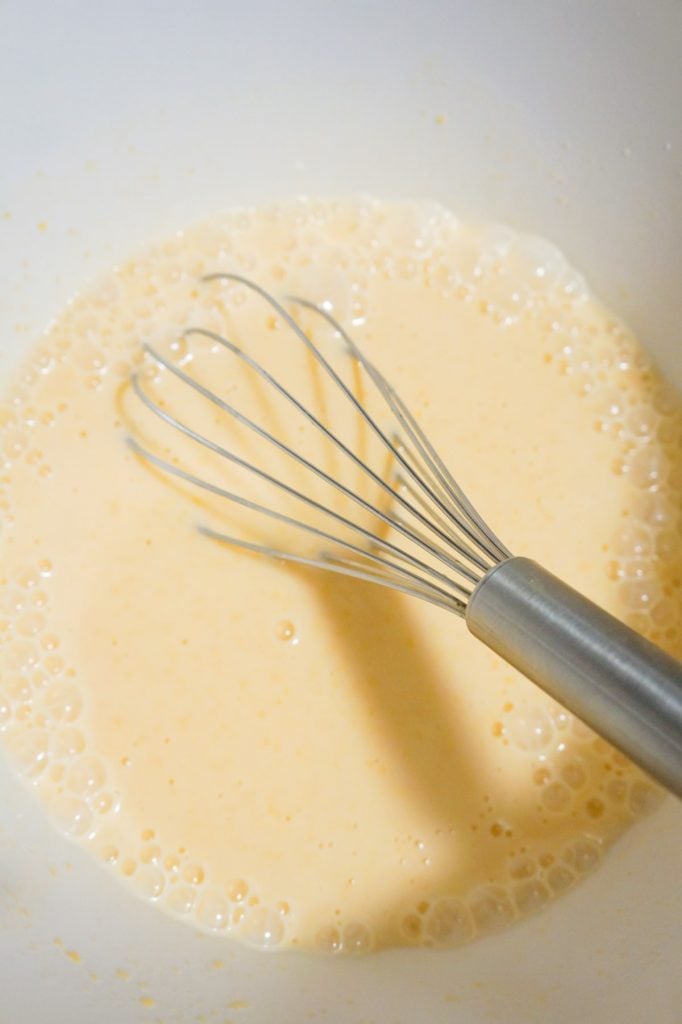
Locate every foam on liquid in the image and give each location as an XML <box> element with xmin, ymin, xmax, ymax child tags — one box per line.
<box><xmin>0</xmin><ymin>199</ymin><xmax>680</xmax><ymax>952</ymax></box>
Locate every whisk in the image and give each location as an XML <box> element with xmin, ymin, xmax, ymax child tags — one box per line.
<box><xmin>129</xmin><ymin>274</ymin><xmax>682</xmax><ymax>797</ymax></box>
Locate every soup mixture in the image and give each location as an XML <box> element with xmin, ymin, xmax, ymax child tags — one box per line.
<box><xmin>0</xmin><ymin>199</ymin><xmax>680</xmax><ymax>952</ymax></box>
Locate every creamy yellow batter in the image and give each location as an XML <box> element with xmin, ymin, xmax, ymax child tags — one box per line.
<box><xmin>0</xmin><ymin>199</ymin><xmax>680</xmax><ymax>952</ymax></box>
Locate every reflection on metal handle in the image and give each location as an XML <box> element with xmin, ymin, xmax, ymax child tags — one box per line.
<box><xmin>466</xmin><ymin>556</ymin><xmax>682</xmax><ymax>798</ymax></box>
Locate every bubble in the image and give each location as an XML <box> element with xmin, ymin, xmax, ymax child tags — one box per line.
<box><xmin>557</xmin><ymin>267</ymin><xmax>588</xmax><ymax>303</ymax></box>
<box><xmin>347</xmin><ymin>293</ymin><xmax>367</xmax><ymax>328</ymax></box>
<box><xmin>140</xmin><ymin>844</ymin><xmax>161</xmax><ymax>864</ymax></box>
<box><xmin>5</xmin><ymin>640</ymin><xmax>39</xmax><ymax>671</ymax></box>
<box><xmin>168</xmin><ymin>336</ymin><xmax>190</xmax><ymax>363</ymax></box>
<box><xmin>548</xmin><ymin>706</ymin><xmax>571</xmax><ymax>732</ymax></box>
<box><xmin>139</xmin><ymin>359</ymin><xmax>163</xmax><ymax>384</ymax></box>
<box><xmin>342</xmin><ymin>921</ymin><xmax>372</xmax><ymax>953</ymax></box>
<box><xmin>625</xmin><ymin>406</ymin><xmax>658</xmax><ymax>440</ymax></box>
<box><xmin>315</xmin><ymin>925</ymin><xmax>342</xmax><ymax>953</ymax></box>
<box><xmin>651</xmin><ymin>599</ymin><xmax>677</xmax><ymax>631</ymax></box>
<box><xmin>44</xmin><ymin>653</ymin><xmax>65</xmax><ymax>675</ymax></box>
<box><xmin>3</xmin><ymin>589</ymin><xmax>24</xmax><ymax>610</ymax></box>
<box><xmin>51</xmin><ymin>727</ymin><xmax>85</xmax><ymax>758</ymax></box>
<box><xmin>5</xmin><ymin>728</ymin><xmax>49</xmax><ymax>779</ymax></box>
<box><xmin>546</xmin><ymin>864</ymin><xmax>575</xmax><ymax>893</ymax></box>
<box><xmin>508</xmin><ymin>855</ymin><xmax>537</xmax><ymax>880</ymax></box>
<box><xmin>508</xmin><ymin>707</ymin><xmax>553</xmax><ymax>751</ymax></box>
<box><xmin>66</xmin><ymin>755</ymin><xmax>106</xmax><ymax>795</ymax></box>
<box><xmin>628</xmin><ymin>781</ymin><xmax>663</xmax><ymax>817</ymax></box>
<box><xmin>0</xmin><ymin>691</ymin><xmax>10</xmax><ymax>728</ymax></box>
<box><xmin>135</xmin><ymin>865</ymin><xmax>165</xmax><ymax>899</ymax></box>
<box><xmin>72</xmin><ymin>342</ymin><xmax>107</xmax><ymax>372</ymax></box>
<box><xmin>13</xmin><ymin>610</ymin><xmax>43</xmax><ymax>634</ymax></box>
<box><xmin>44</xmin><ymin>682</ymin><xmax>82</xmax><ymax>722</ymax></box>
<box><xmin>560</xmin><ymin>760</ymin><xmax>587</xmax><ymax>790</ymax></box>
<box><xmin>51</xmin><ymin>795</ymin><xmax>93</xmax><ymax>837</ymax></box>
<box><xmin>197</xmin><ymin>891</ymin><xmax>230</xmax><ymax>931</ymax></box>
<box><xmin>276</xmin><ymin>620</ymin><xmax>298</xmax><ymax>643</ymax></box>
<box><xmin>627</xmin><ymin>446</ymin><xmax>667</xmax><ymax>489</ymax></box>
<box><xmin>613</xmin><ymin>525</ymin><xmax>652</xmax><ymax>559</ymax></box>
<box><xmin>166</xmin><ymin>885</ymin><xmax>196</xmax><ymax>915</ymax></box>
<box><xmin>620</xmin><ymin>577</ymin><xmax>663</xmax><ymax>612</ymax></box>
<box><xmin>239</xmin><ymin>905</ymin><xmax>285</xmax><ymax>949</ymax></box>
<box><xmin>98</xmin><ymin>843</ymin><xmax>119</xmax><ymax>864</ymax></box>
<box><xmin>26</xmin><ymin>449</ymin><xmax>44</xmax><ymax>467</ymax></box>
<box><xmin>3</xmin><ymin>430</ymin><xmax>27</xmax><ymax>460</ymax></box>
<box><xmin>5</xmin><ymin>674</ymin><xmax>32</xmax><ymax>703</ymax></box>
<box><xmin>91</xmin><ymin>792</ymin><xmax>115</xmax><ymax>814</ymax></box>
<box><xmin>182</xmin><ymin>863</ymin><xmax>204</xmax><ymax>885</ymax></box>
<box><xmin>655</xmin><ymin>531</ymin><xmax>679</xmax><ymax>561</ymax></box>
<box><xmin>541</xmin><ymin>781</ymin><xmax>571</xmax><ymax>813</ymax></box>
<box><xmin>31</xmin><ymin>671</ymin><xmax>47</xmax><ymax>696</ymax></box>
<box><xmin>16</xmin><ymin>567</ymin><xmax>39</xmax><ymax>589</ymax></box>
<box><xmin>621</xmin><ymin>557</ymin><xmax>652</xmax><ymax>581</ymax></box>
<box><xmin>568</xmin><ymin>367</ymin><xmax>594</xmax><ymax>398</ymax></box>
<box><xmin>36</xmin><ymin>350</ymin><xmax>56</xmax><ymax>375</ymax></box>
<box><xmin>424</xmin><ymin>899</ymin><xmax>473</xmax><ymax>946</ymax></box>
<box><xmin>565</xmin><ymin>837</ymin><xmax>601</xmax><ymax>875</ymax></box>
<box><xmin>227</xmin><ymin>878</ymin><xmax>249</xmax><ymax>902</ymax></box>
<box><xmin>592</xmin><ymin>387</ymin><xmax>625</xmax><ymax>422</ymax></box>
<box><xmin>469</xmin><ymin>886</ymin><xmax>515</xmax><ymax>935</ymax></box>
<box><xmin>607</xmin><ymin>778</ymin><xmax>628</xmax><ymax>803</ymax></box>
<box><xmin>512</xmin><ymin>236</ymin><xmax>567</xmax><ymax>288</ymax></box>
<box><xmin>513</xmin><ymin>879</ymin><xmax>550</xmax><ymax>915</ymax></box>
<box><xmin>633</xmin><ymin>490</ymin><xmax>672</xmax><ymax>528</ymax></box>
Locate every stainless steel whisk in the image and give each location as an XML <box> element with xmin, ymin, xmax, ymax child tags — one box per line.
<box><xmin>129</xmin><ymin>274</ymin><xmax>682</xmax><ymax>797</ymax></box>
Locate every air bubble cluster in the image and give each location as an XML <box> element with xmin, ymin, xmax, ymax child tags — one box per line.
<box><xmin>0</xmin><ymin>198</ymin><xmax>678</xmax><ymax>954</ymax></box>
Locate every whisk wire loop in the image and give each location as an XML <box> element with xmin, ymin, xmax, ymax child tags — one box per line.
<box><xmin>129</xmin><ymin>274</ymin><xmax>510</xmax><ymax>616</ymax></box>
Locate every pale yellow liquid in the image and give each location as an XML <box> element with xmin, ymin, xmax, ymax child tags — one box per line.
<box><xmin>0</xmin><ymin>199</ymin><xmax>680</xmax><ymax>953</ymax></box>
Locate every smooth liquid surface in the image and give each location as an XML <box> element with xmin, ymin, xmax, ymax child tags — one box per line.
<box><xmin>0</xmin><ymin>199</ymin><xmax>680</xmax><ymax>952</ymax></box>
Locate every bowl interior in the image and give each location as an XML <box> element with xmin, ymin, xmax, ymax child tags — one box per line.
<box><xmin>1</xmin><ymin>3</ymin><xmax>680</xmax><ymax>1022</ymax></box>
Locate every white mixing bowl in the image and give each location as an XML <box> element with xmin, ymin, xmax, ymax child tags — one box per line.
<box><xmin>1</xmin><ymin>3</ymin><xmax>680</xmax><ymax>1022</ymax></box>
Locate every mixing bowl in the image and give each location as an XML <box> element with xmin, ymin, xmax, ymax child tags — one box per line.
<box><xmin>1</xmin><ymin>2</ymin><xmax>680</xmax><ymax>1021</ymax></box>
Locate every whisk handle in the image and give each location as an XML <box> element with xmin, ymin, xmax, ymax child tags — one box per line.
<box><xmin>466</xmin><ymin>556</ymin><xmax>682</xmax><ymax>798</ymax></box>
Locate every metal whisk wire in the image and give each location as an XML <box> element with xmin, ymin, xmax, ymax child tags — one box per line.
<box><xmin>128</xmin><ymin>273</ymin><xmax>511</xmax><ymax>616</ymax></box>
<box><xmin>127</xmin><ymin>273</ymin><xmax>682</xmax><ymax>797</ymax></box>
